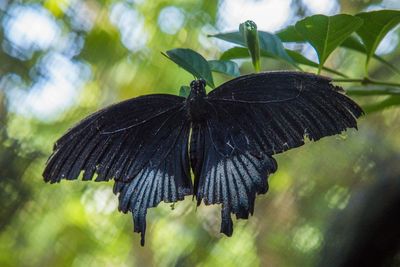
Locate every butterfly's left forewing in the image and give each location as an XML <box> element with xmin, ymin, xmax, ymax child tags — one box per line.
<box><xmin>43</xmin><ymin>94</ymin><xmax>192</xmax><ymax>245</ymax></box>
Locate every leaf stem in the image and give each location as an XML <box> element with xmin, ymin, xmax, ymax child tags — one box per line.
<box><xmin>332</xmin><ymin>77</ymin><xmax>400</xmax><ymax>87</ymax></box>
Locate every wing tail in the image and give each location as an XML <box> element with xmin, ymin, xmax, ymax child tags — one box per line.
<box><xmin>113</xmin><ymin>122</ymin><xmax>192</xmax><ymax>246</ymax></box>
<box><xmin>194</xmin><ymin>123</ymin><xmax>277</xmax><ymax>236</ymax></box>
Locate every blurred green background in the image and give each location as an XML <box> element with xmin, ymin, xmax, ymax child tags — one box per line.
<box><xmin>1</xmin><ymin>0</ymin><xmax>400</xmax><ymax>266</ymax></box>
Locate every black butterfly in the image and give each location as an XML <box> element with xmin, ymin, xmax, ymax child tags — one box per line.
<box><xmin>43</xmin><ymin>71</ymin><xmax>363</xmax><ymax>245</ymax></box>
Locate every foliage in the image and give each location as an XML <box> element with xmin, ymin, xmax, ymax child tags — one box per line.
<box><xmin>166</xmin><ymin>11</ymin><xmax>400</xmax><ymax>114</ymax></box>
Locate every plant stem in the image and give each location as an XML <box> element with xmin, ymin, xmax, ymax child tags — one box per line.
<box><xmin>332</xmin><ymin>77</ymin><xmax>400</xmax><ymax>87</ymax></box>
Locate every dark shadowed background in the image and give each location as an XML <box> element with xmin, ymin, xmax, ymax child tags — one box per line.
<box><xmin>1</xmin><ymin>0</ymin><xmax>400</xmax><ymax>266</ymax></box>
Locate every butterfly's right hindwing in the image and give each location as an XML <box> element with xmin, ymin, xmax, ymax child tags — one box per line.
<box><xmin>191</xmin><ymin>118</ymin><xmax>277</xmax><ymax>236</ymax></box>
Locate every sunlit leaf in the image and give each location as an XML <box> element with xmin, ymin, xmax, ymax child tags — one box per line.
<box><xmin>164</xmin><ymin>48</ymin><xmax>214</xmax><ymax>88</ymax></box>
<box><xmin>278</xmin><ymin>25</ymin><xmax>366</xmax><ymax>52</ymax></box>
<box><xmin>179</xmin><ymin>86</ymin><xmax>190</xmax><ymax>97</ymax></box>
<box><xmin>295</xmin><ymin>14</ymin><xmax>363</xmax><ymax>73</ymax></box>
<box><xmin>278</xmin><ymin>26</ymin><xmax>400</xmax><ymax>74</ymax></box>
<box><xmin>356</xmin><ymin>10</ymin><xmax>400</xmax><ymax>67</ymax></box>
<box><xmin>208</xmin><ymin>60</ymin><xmax>240</xmax><ymax>77</ymax></box>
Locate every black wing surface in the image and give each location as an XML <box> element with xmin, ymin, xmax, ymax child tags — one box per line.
<box><xmin>193</xmin><ymin>71</ymin><xmax>363</xmax><ymax>236</ymax></box>
<box><xmin>207</xmin><ymin>71</ymin><xmax>364</xmax><ymax>155</ymax></box>
<box><xmin>192</xmin><ymin>121</ymin><xmax>277</xmax><ymax>236</ymax></box>
<box><xmin>43</xmin><ymin>94</ymin><xmax>192</xmax><ymax>245</ymax></box>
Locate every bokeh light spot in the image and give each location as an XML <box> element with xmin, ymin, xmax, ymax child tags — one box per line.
<box><xmin>158</xmin><ymin>6</ymin><xmax>185</xmax><ymax>35</ymax></box>
<box><xmin>2</xmin><ymin>4</ymin><xmax>60</xmax><ymax>58</ymax></box>
<box><xmin>293</xmin><ymin>224</ymin><xmax>323</xmax><ymax>253</ymax></box>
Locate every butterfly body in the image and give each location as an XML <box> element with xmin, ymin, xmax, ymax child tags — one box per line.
<box><xmin>186</xmin><ymin>79</ymin><xmax>208</xmax><ymax>122</ymax></box>
<box><xmin>43</xmin><ymin>71</ymin><xmax>363</xmax><ymax>246</ymax></box>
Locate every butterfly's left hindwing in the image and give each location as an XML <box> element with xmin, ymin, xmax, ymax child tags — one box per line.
<box><xmin>113</xmin><ymin>118</ymin><xmax>191</xmax><ymax>245</ymax></box>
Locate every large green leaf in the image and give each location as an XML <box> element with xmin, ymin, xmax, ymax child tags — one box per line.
<box><xmin>208</xmin><ymin>60</ymin><xmax>240</xmax><ymax>77</ymax></box>
<box><xmin>164</xmin><ymin>48</ymin><xmax>214</xmax><ymax>88</ymax></box>
<box><xmin>220</xmin><ymin>47</ymin><xmax>346</xmax><ymax>77</ymax></box>
<box><xmin>278</xmin><ymin>25</ymin><xmax>366</xmax><ymax>52</ymax></box>
<box><xmin>295</xmin><ymin>14</ymin><xmax>363</xmax><ymax>72</ymax></box>
<box><xmin>356</xmin><ymin>10</ymin><xmax>400</xmax><ymax>67</ymax></box>
<box><xmin>276</xmin><ymin>25</ymin><xmax>305</xmax><ymax>42</ymax></box>
<box><xmin>278</xmin><ymin>26</ymin><xmax>400</xmax><ymax>74</ymax></box>
<box><xmin>209</xmin><ymin>31</ymin><xmax>295</xmax><ymax>65</ymax></box>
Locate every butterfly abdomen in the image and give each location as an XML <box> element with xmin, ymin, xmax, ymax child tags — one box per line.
<box><xmin>189</xmin><ymin>123</ymin><xmax>205</xmax><ymax>194</ymax></box>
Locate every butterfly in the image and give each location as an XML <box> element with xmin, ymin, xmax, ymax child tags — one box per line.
<box><xmin>43</xmin><ymin>71</ymin><xmax>363</xmax><ymax>246</ymax></box>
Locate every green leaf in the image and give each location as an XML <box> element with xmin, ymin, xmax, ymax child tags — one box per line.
<box><xmin>278</xmin><ymin>24</ymin><xmax>400</xmax><ymax>75</ymax></box>
<box><xmin>220</xmin><ymin>47</ymin><xmax>346</xmax><ymax>77</ymax></box>
<box><xmin>356</xmin><ymin>10</ymin><xmax>400</xmax><ymax>67</ymax></box>
<box><xmin>240</xmin><ymin>20</ymin><xmax>261</xmax><ymax>72</ymax></box>
<box><xmin>285</xmin><ymin>50</ymin><xmax>347</xmax><ymax>77</ymax></box>
<box><xmin>276</xmin><ymin>25</ymin><xmax>305</xmax><ymax>42</ymax></box>
<box><xmin>220</xmin><ymin>47</ymin><xmax>249</xmax><ymax>60</ymax></box>
<box><xmin>179</xmin><ymin>86</ymin><xmax>190</xmax><ymax>97</ymax></box>
<box><xmin>295</xmin><ymin>14</ymin><xmax>363</xmax><ymax>73</ymax></box>
<box><xmin>278</xmin><ymin>25</ymin><xmax>366</xmax><ymax>52</ymax></box>
<box><xmin>164</xmin><ymin>48</ymin><xmax>215</xmax><ymax>88</ymax></box>
<box><xmin>258</xmin><ymin>31</ymin><xmax>296</xmax><ymax>65</ymax></box>
<box><xmin>209</xmin><ymin>31</ymin><xmax>245</xmax><ymax>46</ymax></box>
<box><xmin>341</xmin><ymin>36</ymin><xmax>366</xmax><ymax>52</ymax></box>
<box><xmin>208</xmin><ymin>60</ymin><xmax>240</xmax><ymax>77</ymax></box>
<box><xmin>346</xmin><ymin>85</ymin><xmax>400</xmax><ymax>96</ymax></box>
<box><xmin>209</xmin><ymin>31</ymin><xmax>295</xmax><ymax>65</ymax></box>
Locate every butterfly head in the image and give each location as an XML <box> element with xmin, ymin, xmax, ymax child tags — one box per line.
<box><xmin>189</xmin><ymin>78</ymin><xmax>206</xmax><ymax>99</ymax></box>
